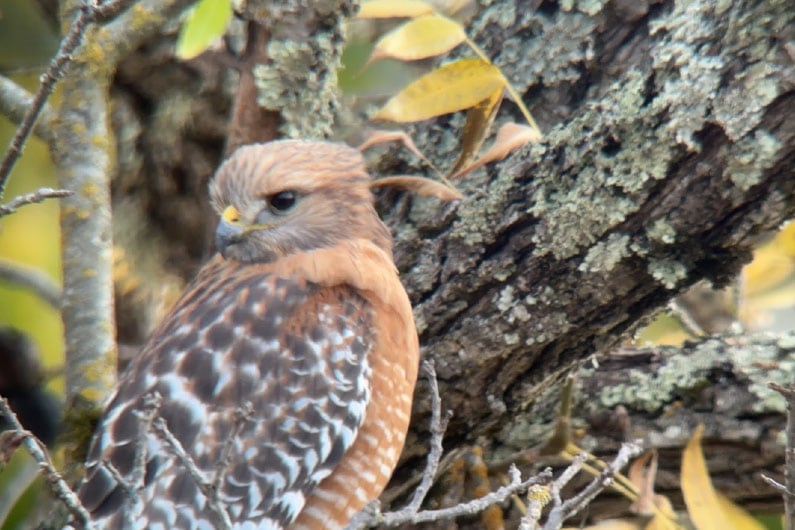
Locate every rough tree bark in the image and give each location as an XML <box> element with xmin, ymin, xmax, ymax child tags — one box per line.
<box><xmin>8</xmin><ymin>0</ymin><xmax>793</xmax><ymax>524</ymax></box>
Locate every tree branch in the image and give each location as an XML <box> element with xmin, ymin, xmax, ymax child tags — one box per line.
<box><xmin>0</xmin><ymin>398</ymin><xmax>92</xmax><ymax>529</ymax></box>
<box><xmin>56</xmin><ymin>0</ymin><xmax>196</xmax><ymax>462</ymax></box>
<box><xmin>769</xmin><ymin>382</ymin><xmax>795</xmax><ymax>530</ymax></box>
<box><xmin>0</xmin><ymin>76</ymin><xmax>56</xmax><ymax>145</ymax></box>
<box><xmin>0</xmin><ymin>0</ymin><xmax>139</xmax><ymax>197</ymax></box>
<box><xmin>0</xmin><ymin>187</ymin><xmax>72</xmax><ymax>217</ymax></box>
<box><xmin>0</xmin><ymin>257</ymin><xmax>62</xmax><ymax>308</ymax></box>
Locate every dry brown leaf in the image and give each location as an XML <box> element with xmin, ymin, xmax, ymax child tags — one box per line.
<box><xmin>372</xmin><ymin>58</ymin><xmax>504</xmax><ymax>123</ymax></box>
<box><xmin>367</xmin><ymin>13</ymin><xmax>467</xmax><ymax>65</ymax></box>
<box><xmin>357</xmin><ymin>0</ymin><xmax>434</xmax><ymax>18</ymax></box>
<box><xmin>358</xmin><ymin>129</ymin><xmax>440</xmax><ymax>174</ymax></box>
<box><xmin>371</xmin><ymin>176</ymin><xmax>462</xmax><ymax>201</ymax></box>
<box><xmin>447</xmin><ymin>87</ymin><xmax>502</xmax><ymax>177</ymax></box>
<box><xmin>628</xmin><ymin>451</ymin><xmax>658</xmax><ymax>516</ymax></box>
<box><xmin>450</xmin><ymin>122</ymin><xmax>541</xmax><ymax>178</ymax></box>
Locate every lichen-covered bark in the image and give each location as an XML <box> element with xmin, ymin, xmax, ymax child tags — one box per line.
<box><xmin>568</xmin><ymin>334</ymin><xmax>795</xmax><ymax>514</ymax></box>
<box><xmin>388</xmin><ymin>0</ymin><xmax>795</xmax><ymax>454</ymax></box>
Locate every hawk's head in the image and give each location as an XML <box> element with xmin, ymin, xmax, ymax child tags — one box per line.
<box><xmin>210</xmin><ymin>140</ymin><xmax>392</xmax><ymax>264</ymax></box>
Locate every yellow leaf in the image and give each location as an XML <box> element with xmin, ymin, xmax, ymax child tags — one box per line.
<box><xmin>368</xmin><ymin>14</ymin><xmax>466</xmax><ymax>65</ymax></box>
<box><xmin>373</xmin><ymin>58</ymin><xmax>505</xmax><ymax>123</ymax></box>
<box><xmin>681</xmin><ymin>424</ymin><xmax>762</xmax><ymax>530</ymax></box>
<box><xmin>371</xmin><ymin>176</ymin><xmax>462</xmax><ymax>201</ymax></box>
<box><xmin>357</xmin><ymin>0</ymin><xmax>434</xmax><ymax>18</ymax></box>
<box><xmin>447</xmin><ymin>87</ymin><xmax>502</xmax><ymax>178</ymax></box>
<box><xmin>715</xmin><ymin>493</ymin><xmax>766</xmax><ymax>530</ymax></box>
<box><xmin>450</xmin><ymin>122</ymin><xmax>540</xmax><ymax>178</ymax></box>
<box><xmin>645</xmin><ymin>496</ymin><xmax>680</xmax><ymax>530</ymax></box>
<box><xmin>175</xmin><ymin>0</ymin><xmax>232</xmax><ymax>60</ymax></box>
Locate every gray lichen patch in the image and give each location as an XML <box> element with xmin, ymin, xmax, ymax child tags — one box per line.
<box><xmin>713</xmin><ymin>64</ymin><xmax>782</xmax><ymax>141</ymax></box>
<box><xmin>590</xmin><ymin>344</ymin><xmax>717</xmax><ymax>414</ymax></box>
<box><xmin>474</xmin><ymin>1</ymin><xmax>599</xmax><ymax>90</ymax></box>
<box><xmin>579</xmin><ymin>233</ymin><xmax>630</xmax><ymax>273</ymax></box>
<box><xmin>528</xmin><ymin>71</ymin><xmax>667</xmax><ymax>261</ymax></box>
<box><xmin>650</xmin><ymin>0</ymin><xmax>791</xmax><ymax>147</ymax></box>
<box><xmin>254</xmin><ymin>34</ymin><xmax>343</xmax><ymax>139</ymax></box>
<box><xmin>724</xmin><ymin>130</ymin><xmax>782</xmax><ymax>191</ymax></box>
<box><xmin>726</xmin><ymin>339</ymin><xmax>795</xmax><ymax>413</ymax></box>
<box><xmin>580</xmin><ymin>335</ymin><xmax>795</xmax><ymax>417</ymax></box>
<box><xmin>647</xmin><ymin>219</ymin><xmax>677</xmax><ymax>245</ymax></box>
<box><xmin>647</xmin><ymin>258</ymin><xmax>688</xmax><ymax>289</ymax></box>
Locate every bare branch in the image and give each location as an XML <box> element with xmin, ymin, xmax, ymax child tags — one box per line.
<box><xmin>0</xmin><ymin>76</ymin><xmax>56</xmax><ymax>144</ymax></box>
<box><xmin>0</xmin><ymin>257</ymin><xmax>62</xmax><ymax>308</ymax></box>
<box><xmin>761</xmin><ymin>474</ymin><xmax>792</xmax><ymax>496</ymax></box>
<box><xmin>404</xmin><ymin>360</ymin><xmax>450</xmax><ymax>512</ymax></box>
<box><xmin>770</xmin><ymin>382</ymin><xmax>795</xmax><ymax>530</ymax></box>
<box><xmin>211</xmin><ymin>401</ymin><xmax>253</xmax><ymax>495</ymax></box>
<box><xmin>519</xmin><ymin>453</ymin><xmax>589</xmax><ymax>530</ymax></box>
<box><xmin>387</xmin><ymin>466</ymin><xmax>553</xmax><ymax>526</ymax></box>
<box><xmin>0</xmin><ymin>187</ymin><xmax>72</xmax><ymax>217</ymax></box>
<box><xmin>147</xmin><ymin>398</ymin><xmax>260</xmax><ymax>530</ymax></box>
<box><xmin>0</xmin><ymin>398</ymin><xmax>92</xmax><ymax>529</ymax></box>
<box><xmin>0</xmin><ymin>0</ymin><xmax>140</xmax><ymax>197</ymax></box>
<box><xmin>58</xmin><ymin>0</ymin><xmax>195</xmax><ymax>451</ymax></box>
<box><xmin>541</xmin><ymin>442</ymin><xmax>642</xmax><ymax>530</ymax></box>
<box><xmin>150</xmin><ymin>416</ymin><xmax>231</xmax><ymax>529</ymax></box>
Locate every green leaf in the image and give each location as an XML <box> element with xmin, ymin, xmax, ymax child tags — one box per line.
<box><xmin>176</xmin><ymin>0</ymin><xmax>232</xmax><ymax>60</ymax></box>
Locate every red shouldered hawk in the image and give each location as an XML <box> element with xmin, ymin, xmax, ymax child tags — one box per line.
<box><xmin>76</xmin><ymin>140</ymin><xmax>420</xmax><ymax>529</ymax></box>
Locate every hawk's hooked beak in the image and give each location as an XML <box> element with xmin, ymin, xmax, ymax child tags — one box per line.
<box><xmin>215</xmin><ymin>205</ymin><xmax>245</xmax><ymax>256</ymax></box>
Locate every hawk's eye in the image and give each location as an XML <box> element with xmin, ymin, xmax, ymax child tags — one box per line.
<box><xmin>268</xmin><ymin>191</ymin><xmax>297</xmax><ymax>213</ymax></box>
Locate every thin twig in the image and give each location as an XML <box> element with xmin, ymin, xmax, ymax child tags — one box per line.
<box><xmin>0</xmin><ymin>257</ymin><xmax>62</xmax><ymax>308</ymax></box>
<box><xmin>541</xmin><ymin>442</ymin><xmax>641</xmax><ymax>530</ymax></box>
<box><xmin>211</xmin><ymin>402</ymin><xmax>253</xmax><ymax>495</ymax></box>
<box><xmin>102</xmin><ymin>459</ymin><xmax>138</xmax><ymax>529</ymax></box>
<box><xmin>0</xmin><ymin>187</ymin><xmax>73</xmax><ymax>217</ymax></box>
<box><xmin>0</xmin><ymin>398</ymin><xmax>93</xmax><ymax>529</ymax></box>
<box><xmin>518</xmin><ymin>453</ymin><xmax>589</xmax><ymax>530</ymax></box>
<box><xmin>761</xmin><ymin>474</ymin><xmax>793</xmax><ymax>496</ymax></box>
<box><xmin>770</xmin><ymin>382</ymin><xmax>795</xmax><ymax>530</ymax></box>
<box><xmin>129</xmin><ymin>393</ymin><xmax>162</xmax><ymax>491</ymax></box>
<box><xmin>668</xmin><ymin>299</ymin><xmax>706</xmax><ymax>337</ymax></box>
<box><xmin>345</xmin><ymin>360</ymin><xmax>452</xmax><ymax>530</ymax></box>
<box><xmin>104</xmin><ymin>393</ymin><xmax>163</xmax><ymax>527</ymax></box>
<box><xmin>151</xmin><ymin>415</ymin><xmax>232</xmax><ymax>530</ymax></box>
<box><xmin>0</xmin><ymin>0</ymin><xmax>136</xmax><ymax>198</ymax></box>
<box><xmin>381</xmin><ymin>466</ymin><xmax>553</xmax><ymax>526</ymax></box>
<box><xmin>405</xmin><ymin>360</ymin><xmax>450</xmax><ymax>512</ymax></box>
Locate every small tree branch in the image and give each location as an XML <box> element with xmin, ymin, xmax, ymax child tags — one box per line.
<box><xmin>58</xmin><ymin>0</ymin><xmax>196</xmax><ymax>461</ymax></box>
<box><xmin>0</xmin><ymin>76</ymin><xmax>56</xmax><ymax>144</ymax></box>
<box><xmin>404</xmin><ymin>360</ymin><xmax>450</xmax><ymax>512</ymax></box>
<box><xmin>148</xmin><ymin>397</ymin><xmax>257</xmax><ymax>530</ymax></box>
<box><xmin>770</xmin><ymin>382</ymin><xmax>795</xmax><ymax>530</ymax></box>
<box><xmin>541</xmin><ymin>443</ymin><xmax>642</xmax><ymax>530</ymax></box>
<box><xmin>0</xmin><ymin>187</ymin><xmax>72</xmax><ymax>217</ymax></box>
<box><xmin>383</xmin><ymin>466</ymin><xmax>553</xmax><ymax>527</ymax></box>
<box><xmin>0</xmin><ymin>398</ymin><xmax>92</xmax><ymax>529</ymax></box>
<box><xmin>0</xmin><ymin>257</ymin><xmax>62</xmax><ymax>308</ymax></box>
<box><xmin>211</xmin><ymin>402</ymin><xmax>253</xmax><ymax>495</ymax></box>
<box><xmin>151</xmin><ymin>416</ymin><xmax>232</xmax><ymax>529</ymax></box>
